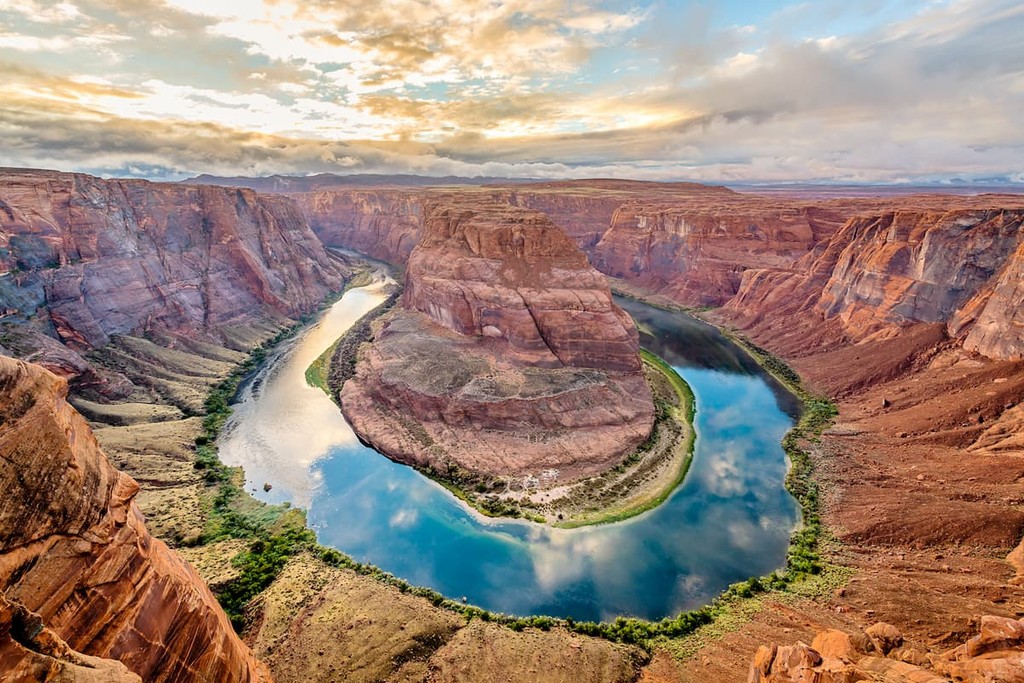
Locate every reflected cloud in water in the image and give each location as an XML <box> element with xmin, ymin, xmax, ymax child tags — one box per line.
<box><xmin>218</xmin><ymin>285</ymin><xmax>390</xmax><ymax>507</ymax></box>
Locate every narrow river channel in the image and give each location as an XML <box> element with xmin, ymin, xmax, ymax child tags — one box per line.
<box><xmin>218</xmin><ymin>278</ymin><xmax>802</xmax><ymax>622</ymax></box>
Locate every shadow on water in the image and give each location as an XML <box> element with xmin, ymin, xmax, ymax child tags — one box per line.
<box><xmin>616</xmin><ymin>297</ymin><xmax>803</xmax><ymax>419</ymax></box>
<box><xmin>219</xmin><ymin>286</ymin><xmax>803</xmax><ymax>622</ymax></box>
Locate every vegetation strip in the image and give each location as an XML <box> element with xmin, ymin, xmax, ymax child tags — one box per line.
<box><xmin>553</xmin><ymin>349</ymin><xmax>696</xmax><ymax>528</ymax></box>
<box><xmin>305</xmin><ymin>286</ymin><xmax>402</xmax><ymax>401</ymax></box>
<box><xmin>193</xmin><ymin>279</ymin><xmax>838</xmax><ymax>649</ymax></box>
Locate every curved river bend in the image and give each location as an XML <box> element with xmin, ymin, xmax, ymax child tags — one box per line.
<box><xmin>219</xmin><ymin>282</ymin><xmax>802</xmax><ymax>622</ymax></box>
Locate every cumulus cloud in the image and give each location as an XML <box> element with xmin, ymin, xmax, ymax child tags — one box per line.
<box><xmin>0</xmin><ymin>0</ymin><xmax>1021</xmax><ymax>182</ymax></box>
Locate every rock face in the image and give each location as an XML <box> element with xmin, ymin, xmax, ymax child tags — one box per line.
<box><xmin>749</xmin><ymin>618</ymin><xmax>1024</xmax><ymax>683</ymax></box>
<box><xmin>403</xmin><ymin>199</ymin><xmax>642</xmax><ymax>372</ymax></box>
<box><xmin>292</xmin><ymin>189</ymin><xmax>423</xmax><ymax>264</ymax></box>
<box><xmin>284</xmin><ymin>181</ymin><xmax>1024</xmax><ymax>338</ymax></box>
<box><xmin>341</xmin><ymin>198</ymin><xmax>654</xmax><ymax>482</ymax></box>
<box><xmin>723</xmin><ymin>206</ymin><xmax>1024</xmax><ymax>361</ymax></box>
<box><xmin>0</xmin><ymin>168</ymin><xmax>350</xmax><ymax>351</ymax></box>
<box><xmin>493</xmin><ymin>182</ymin><xmax>852</xmax><ymax>307</ymax></box>
<box><xmin>0</xmin><ymin>356</ymin><xmax>270</xmax><ymax>682</ymax></box>
<box><xmin>289</xmin><ymin>181</ymin><xmax>857</xmax><ymax>307</ymax></box>
<box><xmin>0</xmin><ymin>593</ymin><xmax>141</xmax><ymax>682</ymax></box>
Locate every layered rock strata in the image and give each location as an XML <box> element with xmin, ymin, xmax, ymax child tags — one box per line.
<box><xmin>723</xmin><ymin>207</ymin><xmax>1024</xmax><ymax>361</ymax></box>
<box><xmin>341</xmin><ymin>198</ymin><xmax>654</xmax><ymax>481</ymax></box>
<box><xmin>0</xmin><ymin>168</ymin><xmax>350</xmax><ymax>352</ymax></box>
<box><xmin>293</xmin><ymin>189</ymin><xmax>423</xmax><ymax>264</ymax></box>
<box><xmin>0</xmin><ymin>355</ymin><xmax>270</xmax><ymax>682</ymax></box>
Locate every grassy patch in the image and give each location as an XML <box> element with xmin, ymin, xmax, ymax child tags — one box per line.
<box><xmin>304</xmin><ymin>272</ymin><xmax>397</xmax><ymax>400</ymax></box>
<box><xmin>304</xmin><ymin>340</ymin><xmax>337</xmax><ymax>395</ymax></box>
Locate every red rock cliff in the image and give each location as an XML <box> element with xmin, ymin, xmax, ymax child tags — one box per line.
<box><xmin>0</xmin><ymin>355</ymin><xmax>271</xmax><ymax>682</ymax></box>
<box><xmin>491</xmin><ymin>182</ymin><xmax>852</xmax><ymax>306</ymax></box>
<box><xmin>287</xmin><ymin>181</ymin><xmax>857</xmax><ymax>307</ymax></box>
<box><xmin>723</xmin><ymin>205</ymin><xmax>1024</xmax><ymax>361</ymax></box>
<box><xmin>292</xmin><ymin>189</ymin><xmax>423</xmax><ymax>264</ymax></box>
<box><xmin>0</xmin><ymin>168</ymin><xmax>349</xmax><ymax>350</ymax></box>
<box><xmin>403</xmin><ymin>199</ymin><xmax>642</xmax><ymax>372</ymax></box>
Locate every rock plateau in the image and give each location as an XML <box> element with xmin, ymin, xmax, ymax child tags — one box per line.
<box><xmin>340</xmin><ymin>197</ymin><xmax>654</xmax><ymax>482</ymax></box>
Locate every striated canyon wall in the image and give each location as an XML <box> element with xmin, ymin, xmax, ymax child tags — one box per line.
<box><xmin>0</xmin><ymin>355</ymin><xmax>269</xmax><ymax>682</ymax></box>
<box><xmin>0</xmin><ymin>168</ymin><xmax>350</xmax><ymax>351</ymax></box>
<box><xmin>403</xmin><ymin>198</ymin><xmax>642</xmax><ymax>372</ymax></box>
<box><xmin>287</xmin><ymin>180</ymin><xmax>861</xmax><ymax>307</ymax></box>
<box><xmin>493</xmin><ymin>182</ymin><xmax>853</xmax><ymax>306</ymax></box>
<box><xmin>723</xmin><ymin>206</ymin><xmax>1024</xmax><ymax>361</ymax></box>
<box><xmin>292</xmin><ymin>189</ymin><xmax>423</xmax><ymax>265</ymax></box>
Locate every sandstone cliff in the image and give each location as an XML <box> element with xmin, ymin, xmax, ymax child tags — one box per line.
<box><xmin>292</xmin><ymin>189</ymin><xmax>423</xmax><ymax>264</ymax></box>
<box><xmin>0</xmin><ymin>355</ymin><xmax>270</xmax><ymax>682</ymax></box>
<box><xmin>723</xmin><ymin>205</ymin><xmax>1024</xmax><ymax>362</ymax></box>
<box><xmin>287</xmin><ymin>180</ymin><xmax>870</xmax><ymax>307</ymax></box>
<box><xmin>0</xmin><ymin>592</ymin><xmax>141</xmax><ymax>682</ymax></box>
<box><xmin>492</xmin><ymin>182</ymin><xmax>853</xmax><ymax>306</ymax></box>
<box><xmin>340</xmin><ymin>197</ymin><xmax>654</xmax><ymax>482</ymax></box>
<box><xmin>0</xmin><ymin>168</ymin><xmax>350</xmax><ymax>352</ymax></box>
<box><xmin>403</xmin><ymin>199</ymin><xmax>642</xmax><ymax>372</ymax></box>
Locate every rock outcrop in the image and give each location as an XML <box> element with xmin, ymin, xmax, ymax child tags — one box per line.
<box><xmin>749</xmin><ymin>617</ymin><xmax>1024</xmax><ymax>683</ymax></box>
<box><xmin>340</xmin><ymin>197</ymin><xmax>654</xmax><ymax>482</ymax></box>
<box><xmin>0</xmin><ymin>168</ymin><xmax>350</xmax><ymax>352</ymax></box>
<box><xmin>288</xmin><ymin>181</ymin><xmax>860</xmax><ymax>306</ymax></box>
<box><xmin>492</xmin><ymin>182</ymin><xmax>853</xmax><ymax>306</ymax></box>
<box><xmin>402</xmin><ymin>199</ymin><xmax>642</xmax><ymax>372</ymax></box>
<box><xmin>0</xmin><ymin>593</ymin><xmax>141</xmax><ymax>682</ymax></box>
<box><xmin>0</xmin><ymin>355</ymin><xmax>270</xmax><ymax>682</ymax></box>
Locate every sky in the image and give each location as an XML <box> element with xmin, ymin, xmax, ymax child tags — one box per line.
<box><xmin>0</xmin><ymin>0</ymin><xmax>1022</xmax><ymax>182</ymax></box>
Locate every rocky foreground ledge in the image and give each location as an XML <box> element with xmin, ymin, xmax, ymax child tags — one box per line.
<box><xmin>340</xmin><ymin>197</ymin><xmax>655</xmax><ymax>486</ymax></box>
<box><xmin>749</xmin><ymin>616</ymin><xmax>1024</xmax><ymax>682</ymax></box>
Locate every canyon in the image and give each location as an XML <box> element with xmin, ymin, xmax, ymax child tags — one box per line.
<box><xmin>340</xmin><ymin>196</ymin><xmax>655</xmax><ymax>483</ymax></box>
<box><xmin>0</xmin><ymin>168</ymin><xmax>352</xmax><ymax>402</ymax></box>
<box><xmin>3</xmin><ymin>167</ymin><xmax>1024</xmax><ymax>681</ymax></box>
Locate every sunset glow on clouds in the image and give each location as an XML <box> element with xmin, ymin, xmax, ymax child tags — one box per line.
<box><xmin>0</xmin><ymin>0</ymin><xmax>1021</xmax><ymax>182</ymax></box>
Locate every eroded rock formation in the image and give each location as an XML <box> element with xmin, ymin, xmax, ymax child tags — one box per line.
<box><xmin>723</xmin><ymin>206</ymin><xmax>1024</xmax><ymax>361</ymax></box>
<box><xmin>403</xmin><ymin>199</ymin><xmax>642</xmax><ymax>371</ymax></box>
<box><xmin>0</xmin><ymin>593</ymin><xmax>141</xmax><ymax>682</ymax></box>
<box><xmin>0</xmin><ymin>355</ymin><xmax>270</xmax><ymax>682</ymax></box>
<box><xmin>292</xmin><ymin>189</ymin><xmax>423</xmax><ymax>264</ymax></box>
<box><xmin>340</xmin><ymin>197</ymin><xmax>654</xmax><ymax>481</ymax></box>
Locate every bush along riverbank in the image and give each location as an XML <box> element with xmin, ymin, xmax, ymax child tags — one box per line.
<box><xmin>196</xmin><ymin>275</ymin><xmax>839</xmax><ymax>649</ymax></box>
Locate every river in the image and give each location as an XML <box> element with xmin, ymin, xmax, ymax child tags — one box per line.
<box><xmin>218</xmin><ymin>280</ymin><xmax>801</xmax><ymax>622</ymax></box>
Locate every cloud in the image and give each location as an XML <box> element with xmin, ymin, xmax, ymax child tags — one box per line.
<box><xmin>0</xmin><ymin>0</ymin><xmax>1020</xmax><ymax>182</ymax></box>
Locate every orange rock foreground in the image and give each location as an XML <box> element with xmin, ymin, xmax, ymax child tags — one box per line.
<box><xmin>750</xmin><ymin>616</ymin><xmax>1024</xmax><ymax>682</ymax></box>
<box><xmin>0</xmin><ymin>356</ymin><xmax>269</xmax><ymax>682</ymax></box>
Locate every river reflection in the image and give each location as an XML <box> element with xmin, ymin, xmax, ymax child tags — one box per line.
<box><xmin>219</xmin><ymin>284</ymin><xmax>801</xmax><ymax>621</ymax></box>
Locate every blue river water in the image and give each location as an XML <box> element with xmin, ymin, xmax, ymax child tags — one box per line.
<box><xmin>218</xmin><ymin>284</ymin><xmax>801</xmax><ymax>622</ymax></box>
